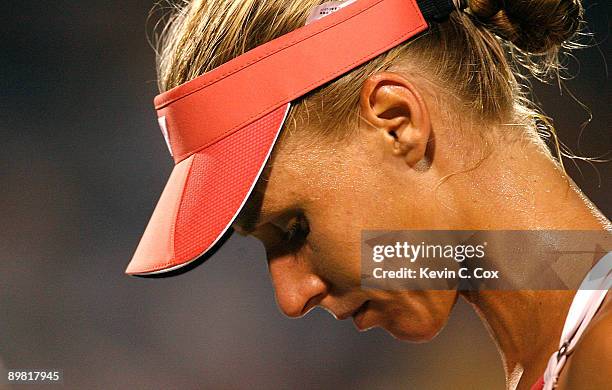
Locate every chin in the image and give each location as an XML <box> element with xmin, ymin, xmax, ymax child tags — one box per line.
<box><xmin>383</xmin><ymin>317</ymin><xmax>445</xmax><ymax>343</ymax></box>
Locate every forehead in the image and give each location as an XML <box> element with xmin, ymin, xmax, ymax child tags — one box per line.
<box><xmin>233</xmin><ymin>130</ymin><xmax>361</xmax><ymax>232</ymax></box>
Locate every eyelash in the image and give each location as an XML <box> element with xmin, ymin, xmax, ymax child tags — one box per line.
<box><xmin>283</xmin><ymin>214</ymin><xmax>310</xmax><ymax>244</ymax></box>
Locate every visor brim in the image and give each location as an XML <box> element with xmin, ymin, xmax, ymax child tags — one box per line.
<box><xmin>126</xmin><ymin>104</ymin><xmax>290</xmax><ymax>276</ymax></box>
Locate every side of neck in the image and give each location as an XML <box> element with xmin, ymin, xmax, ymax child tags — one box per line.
<box><xmin>444</xmin><ymin>133</ymin><xmax>611</xmax><ymax>388</ymax></box>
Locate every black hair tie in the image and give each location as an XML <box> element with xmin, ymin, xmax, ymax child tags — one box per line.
<box><xmin>417</xmin><ymin>0</ymin><xmax>459</xmax><ymax>22</ymax></box>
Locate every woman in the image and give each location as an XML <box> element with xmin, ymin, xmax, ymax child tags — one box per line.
<box><xmin>126</xmin><ymin>0</ymin><xmax>611</xmax><ymax>388</ymax></box>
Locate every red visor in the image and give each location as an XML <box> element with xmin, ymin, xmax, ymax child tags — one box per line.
<box><xmin>127</xmin><ymin>0</ymin><xmax>452</xmax><ymax>276</ymax></box>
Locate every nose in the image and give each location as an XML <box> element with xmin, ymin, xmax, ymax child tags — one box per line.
<box><xmin>267</xmin><ymin>253</ymin><xmax>328</xmax><ymax>318</ymax></box>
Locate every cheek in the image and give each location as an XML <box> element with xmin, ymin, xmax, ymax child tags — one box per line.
<box><xmin>301</xmin><ymin>187</ymin><xmax>409</xmax><ymax>289</ymax></box>
<box><xmin>304</xmin><ymin>210</ymin><xmax>363</xmax><ymax>289</ymax></box>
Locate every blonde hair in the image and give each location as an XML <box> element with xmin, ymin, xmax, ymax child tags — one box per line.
<box><xmin>152</xmin><ymin>0</ymin><xmax>584</xmax><ymax>163</ymax></box>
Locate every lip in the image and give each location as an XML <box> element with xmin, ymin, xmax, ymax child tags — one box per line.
<box><xmin>334</xmin><ymin>300</ymin><xmax>369</xmax><ymax>321</ymax></box>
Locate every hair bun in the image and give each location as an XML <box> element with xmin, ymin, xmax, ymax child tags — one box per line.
<box><xmin>467</xmin><ymin>0</ymin><xmax>583</xmax><ymax>54</ymax></box>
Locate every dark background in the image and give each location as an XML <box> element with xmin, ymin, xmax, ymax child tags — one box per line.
<box><xmin>1</xmin><ymin>1</ymin><xmax>610</xmax><ymax>389</ymax></box>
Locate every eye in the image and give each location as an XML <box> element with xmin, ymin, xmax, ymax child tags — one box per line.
<box><xmin>283</xmin><ymin>214</ymin><xmax>310</xmax><ymax>246</ymax></box>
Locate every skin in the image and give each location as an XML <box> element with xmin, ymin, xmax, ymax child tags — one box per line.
<box><xmin>233</xmin><ymin>71</ymin><xmax>612</xmax><ymax>390</ymax></box>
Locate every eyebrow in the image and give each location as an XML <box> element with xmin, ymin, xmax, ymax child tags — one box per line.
<box><xmin>234</xmin><ymin>164</ymin><xmax>277</xmax><ymax>234</ymax></box>
<box><xmin>234</xmin><ymin>180</ymin><xmax>268</xmax><ymax>234</ymax></box>
<box><xmin>235</xmin><ymin>205</ymin><xmax>260</xmax><ymax>234</ymax></box>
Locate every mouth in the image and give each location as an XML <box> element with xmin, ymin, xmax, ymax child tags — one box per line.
<box><xmin>334</xmin><ymin>300</ymin><xmax>369</xmax><ymax>321</ymax></box>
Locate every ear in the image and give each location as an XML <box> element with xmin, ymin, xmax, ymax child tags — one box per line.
<box><xmin>359</xmin><ymin>72</ymin><xmax>431</xmax><ymax>168</ymax></box>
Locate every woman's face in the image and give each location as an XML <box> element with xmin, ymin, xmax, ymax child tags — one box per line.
<box><xmin>234</xmin><ymin>73</ymin><xmax>459</xmax><ymax>341</ymax></box>
<box><xmin>235</xmin><ymin>125</ymin><xmax>457</xmax><ymax>342</ymax></box>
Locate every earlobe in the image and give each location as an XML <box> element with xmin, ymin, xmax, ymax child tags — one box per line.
<box><xmin>359</xmin><ymin>72</ymin><xmax>432</xmax><ymax>168</ymax></box>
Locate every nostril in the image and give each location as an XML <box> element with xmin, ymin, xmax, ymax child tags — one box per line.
<box><xmin>301</xmin><ymin>293</ymin><xmax>325</xmax><ymax>316</ymax></box>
